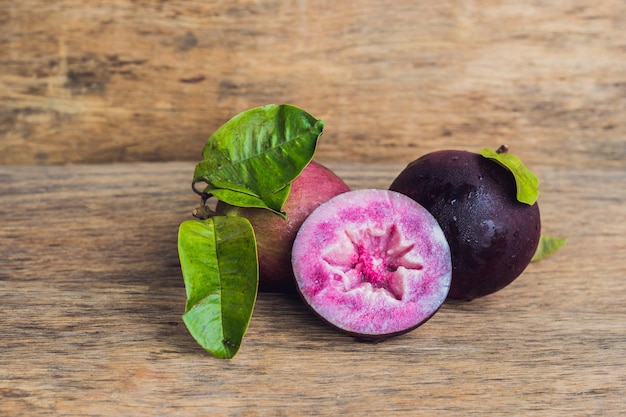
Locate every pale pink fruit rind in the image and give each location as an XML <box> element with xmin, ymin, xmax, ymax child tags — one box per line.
<box><xmin>217</xmin><ymin>160</ymin><xmax>350</xmax><ymax>292</ymax></box>
<box><xmin>292</xmin><ymin>189</ymin><xmax>452</xmax><ymax>337</ymax></box>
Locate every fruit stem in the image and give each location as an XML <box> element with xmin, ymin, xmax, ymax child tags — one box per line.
<box><xmin>190</xmin><ymin>181</ymin><xmax>217</xmax><ymax>219</ymax></box>
<box><xmin>496</xmin><ymin>144</ymin><xmax>509</xmax><ymax>154</ymax></box>
<box><xmin>192</xmin><ymin>203</ymin><xmax>215</xmax><ymax>220</ymax></box>
<box><xmin>191</xmin><ymin>189</ymin><xmax>217</xmax><ymax>220</ymax></box>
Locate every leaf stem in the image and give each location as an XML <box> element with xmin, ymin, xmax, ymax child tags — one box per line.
<box><xmin>192</xmin><ymin>181</ymin><xmax>208</xmax><ymax>197</ymax></box>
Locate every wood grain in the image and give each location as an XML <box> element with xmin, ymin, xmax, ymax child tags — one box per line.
<box><xmin>1</xmin><ymin>161</ymin><xmax>625</xmax><ymax>416</ymax></box>
<box><xmin>2</xmin><ymin>0</ymin><xmax>625</xmax><ymax>168</ymax></box>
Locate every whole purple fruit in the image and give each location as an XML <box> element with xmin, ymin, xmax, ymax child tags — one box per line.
<box><xmin>389</xmin><ymin>149</ymin><xmax>541</xmax><ymax>300</ymax></box>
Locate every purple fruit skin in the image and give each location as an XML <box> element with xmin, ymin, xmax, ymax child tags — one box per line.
<box><xmin>389</xmin><ymin>150</ymin><xmax>541</xmax><ymax>300</ymax></box>
<box><xmin>216</xmin><ymin>161</ymin><xmax>350</xmax><ymax>293</ymax></box>
<box><xmin>292</xmin><ymin>189</ymin><xmax>452</xmax><ymax>340</ymax></box>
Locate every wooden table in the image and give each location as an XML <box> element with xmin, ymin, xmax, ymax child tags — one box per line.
<box><xmin>1</xmin><ymin>160</ymin><xmax>624</xmax><ymax>416</ymax></box>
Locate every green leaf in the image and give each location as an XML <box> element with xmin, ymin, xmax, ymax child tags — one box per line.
<box><xmin>193</xmin><ymin>104</ymin><xmax>323</xmax><ymax>213</ymax></box>
<box><xmin>479</xmin><ymin>147</ymin><xmax>539</xmax><ymax>205</ymax></box>
<box><xmin>210</xmin><ymin>183</ymin><xmax>291</xmax><ymax>218</ymax></box>
<box><xmin>178</xmin><ymin>216</ymin><xmax>258</xmax><ymax>359</ymax></box>
<box><xmin>532</xmin><ymin>235</ymin><xmax>567</xmax><ymax>262</ymax></box>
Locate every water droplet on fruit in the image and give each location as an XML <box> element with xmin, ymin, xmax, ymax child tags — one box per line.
<box><xmin>480</xmin><ymin>219</ymin><xmax>497</xmax><ymax>248</ymax></box>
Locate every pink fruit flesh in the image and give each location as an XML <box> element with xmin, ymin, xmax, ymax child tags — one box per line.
<box><xmin>292</xmin><ymin>189</ymin><xmax>452</xmax><ymax>339</ymax></box>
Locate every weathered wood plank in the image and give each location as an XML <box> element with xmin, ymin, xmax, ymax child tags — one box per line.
<box><xmin>1</xmin><ymin>161</ymin><xmax>625</xmax><ymax>416</ymax></box>
<box><xmin>1</xmin><ymin>1</ymin><xmax>625</xmax><ymax>167</ymax></box>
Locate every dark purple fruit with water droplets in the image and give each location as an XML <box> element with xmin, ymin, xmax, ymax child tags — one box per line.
<box><xmin>389</xmin><ymin>150</ymin><xmax>541</xmax><ymax>300</ymax></box>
